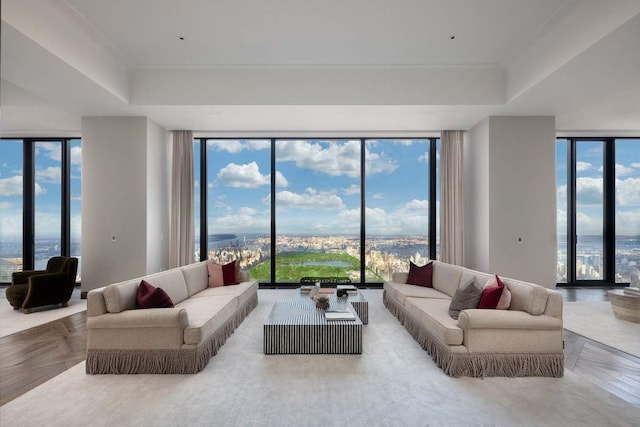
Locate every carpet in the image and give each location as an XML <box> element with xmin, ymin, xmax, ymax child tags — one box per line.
<box><xmin>1</xmin><ymin>289</ymin><xmax>638</xmax><ymax>426</ymax></box>
<box><xmin>0</xmin><ymin>288</ymin><xmax>86</xmax><ymax>338</ymax></box>
<box><xmin>563</xmin><ymin>301</ymin><xmax>640</xmax><ymax>358</ymax></box>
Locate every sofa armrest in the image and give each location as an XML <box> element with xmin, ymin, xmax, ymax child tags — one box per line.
<box><xmin>87</xmin><ymin>308</ymin><xmax>189</xmax><ymax>350</ymax></box>
<box><xmin>11</xmin><ymin>270</ymin><xmax>47</xmax><ymax>285</ymax></box>
<box><xmin>458</xmin><ymin>309</ymin><xmax>563</xmax><ymax>353</ymax></box>
<box><xmin>458</xmin><ymin>309</ymin><xmax>562</xmax><ymax>330</ymax></box>
<box><xmin>392</xmin><ymin>272</ymin><xmax>408</xmax><ymax>283</ymax></box>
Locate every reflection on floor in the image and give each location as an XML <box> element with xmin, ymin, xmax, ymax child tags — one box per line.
<box><xmin>1</xmin><ymin>287</ymin><xmax>638</xmax><ymax>407</ymax></box>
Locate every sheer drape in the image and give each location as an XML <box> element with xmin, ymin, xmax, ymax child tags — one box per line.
<box><xmin>170</xmin><ymin>130</ymin><xmax>195</xmax><ymax>268</ymax></box>
<box><xmin>439</xmin><ymin>130</ymin><xmax>464</xmax><ymax>265</ymax></box>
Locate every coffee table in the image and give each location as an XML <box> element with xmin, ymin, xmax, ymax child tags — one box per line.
<box><xmin>608</xmin><ymin>289</ymin><xmax>640</xmax><ymax>323</ymax></box>
<box><xmin>263</xmin><ymin>298</ymin><xmax>363</xmax><ymax>354</ymax></box>
<box><xmin>296</xmin><ymin>288</ymin><xmax>368</xmax><ymax>324</ymax></box>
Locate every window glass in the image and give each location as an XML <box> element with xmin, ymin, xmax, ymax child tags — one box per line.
<box><xmin>194</xmin><ymin>139</ymin><xmax>201</xmax><ymax>262</ymax></box>
<box><xmin>556</xmin><ymin>139</ymin><xmax>568</xmax><ymax>283</ymax></box>
<box><xmin>275</xmin><ymin>139</ymin><xmax>361</xmax><ymax>283</ymax></box>
<box><xmin>0</xmin><ymin>140</ymin><xmax>24</xmax><ymax>281</ymax></box>
<box><xmin>615</xmin><ymin>139</ymin><xmax>640</xmax><ymax>285</ymax></box>
<box><xmin>206</xmin><ymin>140</ymin><xmax>271</xmax><ymax>280</ymax></box>
<box><xmin>575</xmin><ymin>141</ymin><xmax>604</xmax><ymax>280</ymax></box>
<box><xmin>70</xmin><ymin>139</ymin><xmax>82</xmax><ymax>281</ymax></box>
<box><xmin>365</xmin><ymin>139</ymin><xmax>429</xmax><ymax>281</ymax></box>
<box><xmin>35</xmin><ymin>141</ymin><xmax>62</xmax><ymax>270</ymax></box>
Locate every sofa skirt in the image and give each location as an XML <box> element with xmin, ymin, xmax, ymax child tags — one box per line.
<box><xmin>383</xmin><ymin>290</ymin><xmax>564</xmax><ymax>378</ymax></box>
<box><xmin>86</xmin><ymin>292</ymin><xmax>258</xmax><ymax>375</ymax></box>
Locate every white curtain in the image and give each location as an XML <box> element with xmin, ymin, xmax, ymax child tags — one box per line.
<box><xmin>440</xmin><ymin>130</ymin><xmax>464</xmax><ymax>266</ymax></box>
<box><xmin>170</xmin><ymin>130</ymin><xmax>194</xmax><ymax>268</ymax></box>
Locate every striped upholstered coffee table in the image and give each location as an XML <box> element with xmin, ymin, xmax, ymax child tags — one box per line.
<box><xmin>263</xmin><ymin>299</ymin><xmax>363</xmax><ymax>354</ymax></box>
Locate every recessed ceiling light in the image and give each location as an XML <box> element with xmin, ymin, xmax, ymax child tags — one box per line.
<box><xmin>449</xmin><ymin>35</ymin><xmax>456</xmax><ymax>40</ymax></box>
<box><xmin>179</xmin><ymin>36</ymin><xmax>185</xmax><ymax>41</ymax></box>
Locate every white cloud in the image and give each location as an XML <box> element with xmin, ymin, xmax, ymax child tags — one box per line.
<box><xmin>276</xmin><ymin>188</ymin><xmax>345</xmax><ymax>210</ymax></box>
<box><xmin>217</xmin><ymin>162</ymin><xmax>269</xmax><ymax>188</ymax></box>
<box><xmin>576</xmin><ymin>161</ymin><xmax>593</xmax><ymax>173</ymax></box>
<box><xmin>36</xmin><ymin>166</ymin><xmax>61</xmax><ymax>183</ymax></box>
<box><xmin>0</xmin><ymin>201</ymin><xmax>13</xmax><ymax>209</ymax></box>
<box><xmin>0</xmin><ymin>176</ymin><xmax>23</xmax><ymax>196</ymax></box>
<box><xmin>275</xmin><ymin>140</ymin><xmax>397</xmax><ymax>178</ymax></box>
<box><xmin>36</xmin><ymin>142</ymin><xmax>61</xmax><ymax>161</ymax></box>
<box><xmin>576</xmin><ymin>211</ymin><xmax>601</xmax><ymax>235</ymax></box>
<box><xmin>343</xmin><ymin>184</ymin><xmax>360</xmax><ymax>196</ymax></box>
<box><xmin>71</xmin><ymin>195</ymin><xmax>82</xmax><ymax>202</ymax></box>
<box><xmin>616</xmin><ymin>177</ymin><xmax>640</xmax><ymax>206</ymax></box>
<box><xmin>275</xmin><ymin>171</ymin><xmax>289</xmax><ymax>188</ymax></box>
<box><xmin>372</xmin><ymin>193</ymin><xmax>384</xmax><ymax>200</ymax></box>
<box><xmin>617</xmin><ymin>210</ymin><xmax>640</xmax><ymax>235</ymax></box>
<box><xmin>631</xmin><ymin>162</ymin><xmax>640</xmax><ymax>169</ymax></box>
<box><xmin>0</xmin><ymin>212</ymin><xmax>22</xmax><ymax>237</ymax></box>
<box><xmin>418</xmin><ymin>153</ymin><xmax>429</xmax><ymax>163</ymax></box>
<box><xmin>70</xmin><ymin>146</ymin><xmax>82</xmax><ymax>165</ymax></box>
<box><xmin>576</xmin><ymin>177</ymin><xmax>603</xmax><ymax>206</ymax></box>
<box><xmin>403</xmin><ymin>199</ymin><xmax>428</xmax><ymax>210</ymax></box>
<box><xmin>616</xmin><ymin>163</ymin><xmax>636</xmax><ymax>177</ymax></box>
<box><xmin>207</xmin><ymin>140</ymin><xmax>270</xmax><ymax>153</ymax></box>
<box><xmin>209</xmin><ymin>208</ymin><xmax>270</xmax><ymax>233</ymax></box>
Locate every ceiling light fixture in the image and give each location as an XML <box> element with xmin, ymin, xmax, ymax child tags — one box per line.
<box><xmin>449</xmin><ymin>35</ymin><xmax>456</xmax><ymax>40</ymax></box>
<box><xmin>179</xmin><ymin>36</ymin><xmax>185</xmax><ymax>40</ymax></box>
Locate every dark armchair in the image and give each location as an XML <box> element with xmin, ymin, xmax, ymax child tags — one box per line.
<box><xmin>6</xmin><ymin>256</ymin><xmax>79</xmax><ymax>314</ymax></box>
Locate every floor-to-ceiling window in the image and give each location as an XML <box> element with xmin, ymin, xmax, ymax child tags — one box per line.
<box><xmin>195</xmin><ymin>137</ymin><xmax>439</xmax><ymax>285</ymax></box>
<box><xmin>0</xmin><ymin>140</ymin><xmax>24</xmax><ymax>282</ymax></box>
<box><xmin>0</xmin><ymin>138</ymin><xmax>81</xmax><ymax>283</ymax></box>
<box><xmin>557</xmin><ymin>137</ymin><xmax>639</xmax><ymax>286</ymax></box>
<box><xmin>615</xmin><ymin>138</ymin><xmax>640</xmax><ymax>284</ymax></box>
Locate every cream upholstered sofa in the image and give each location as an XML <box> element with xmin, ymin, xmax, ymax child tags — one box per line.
<box><xmin>86</xmin><ymin>261</ymin><xmax>258</xmax><ymax>374</ymax></box>
<box><xmin>384</xmin><ymin>261</ymin><xmax>564</xmax><ymax>377</ymax></box>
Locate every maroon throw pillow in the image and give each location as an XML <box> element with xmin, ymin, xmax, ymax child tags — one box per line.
<box><xmin>478</xmin><ymin>276</ymin><xmax>504</xmax><ymax>309</ymax></box>
<box><xmin>136</xmin><ymin>280</ymin><xmax>174</xmax><ymax>309</ymax></box>
<box><xmin>222</xmin><ymin>260</ymin><xmax>239</xmax><ymax>286</ymax></box>
<box><xmin>406</xmin><ymin>261</ymin><xmax>433</xmax><ymax>287</ymax></box>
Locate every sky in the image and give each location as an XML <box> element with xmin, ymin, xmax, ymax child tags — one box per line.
<box><xmin>2</xmin><ymin>138</ymin><xmax>638</xmax><ymax>246</ymax></box>
<box><xmin>556</xmin><ymin>138</ymin><xmax>640</xmax><ymax>237</ymax></box>
<box><xmin>0</xmin><ymin>139</ymin><xmax>82</xmax><ymax>242</ymax></box>
<box><xmin>201</xmin><ymin>139</ymin><xmax>436</xmax><ymax>237</ymax></box>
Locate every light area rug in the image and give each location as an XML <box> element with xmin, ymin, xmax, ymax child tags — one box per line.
<box><xmin>1</xmin><ymin>289</ymin><xmax>638</xmax><ymax>427</ymax></box>
<box><xmin>0</xmin><ymin>288</ymin><xmax>85</xmax><ymax>338</ymax></box>
<box><xmin>563</xmin><ymin>301</ymin><xmax>640</xmax><ymax>358</ymax></box>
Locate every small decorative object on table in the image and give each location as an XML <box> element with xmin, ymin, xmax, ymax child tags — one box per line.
<box><xmin>313</xmin><ymin>294</ymin><xmax>330</xmax><ymax>310</ymax></box>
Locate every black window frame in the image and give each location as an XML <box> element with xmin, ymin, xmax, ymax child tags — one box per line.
<box><xmin>195</xmin><ymin>137</ymin><xmax>439</xmax><ymax>287</ymax></box>
<box><xmin>559</xmin><ymin>136</ymin><xmax>636</xmax><ymax>287</ymax></box>
<box><xmin>0</xmin><ymin>138</ymin><xmax>80</xmax><ymax>283</ymax></box>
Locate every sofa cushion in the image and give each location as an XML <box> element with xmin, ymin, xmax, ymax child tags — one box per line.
<box><xmin>405</xmin><ymin>297</ymin><xmax>463</xmax><ymax>346</ymax></box>
<box><xmin>501</xmin><ymin>278</ymin><xmax>549</xmax><ymax>315</ymax></box>
<box><xmin>181</xmin><ymin>261</ymin><xmax>209</xmax><ymax>297</ymax></box>
<box><xmin>178</xmin><ymin>295</ymin><xmax>237</xmax><ymax>345</ymax></box>
<box><xmin>136</xmin><ymin>280</ymin><xmax>174</xmax><ymax>309</ymax></box>
<box><xmin>406</xmin><ymin>261</ymin><xmax>433</xmax><ymax>287</ymax></box>
<box><xmin>448</xmin><ymin>276</ymin><xmax>482</xmax><ymax>319</ymax></box>
<box><xmin>432</xmin><ymin>261</ymin><xmax>464</xmax><ymax>298</ymax></box>
<box><xmin>103</xmin><ymin>279</ymin><xmax>141</xmax><ymax>313</ymax></box>
<box><xmin>141</xmin><ymin>269</ymin><xmax>189</xmax><ymax>306</ymax></box>
<box><xmin>190</xmin><ymin>281</ymin><xmax>258</xmax><ymax>308</ymax></box>
<box><xmin>384</xmin><ymin>281</ymin><xmax>451</xmax><ymax>307</ymax></box>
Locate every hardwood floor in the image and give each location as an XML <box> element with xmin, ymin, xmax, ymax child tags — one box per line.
<box><xmin>0</xmin><ymin>289</ymin><xmax>638</xmax><ymax>407</ymax></box>
<box><xmin>0</xmin><ymin>311</ymin><xmax>86</xmax><ymax>406</ymax></box>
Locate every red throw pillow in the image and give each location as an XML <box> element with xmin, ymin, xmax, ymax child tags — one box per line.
<box><xmin>478</xmin><ymin>275</ymin><xmax>504</xmax><ymax>309</ymax></box>
<box><xmin>406</xmin><ymin>261</ymin><xmax>433</xmax><ymax>287</ymax></box>
<box><xmin>222</xmin><ymin>260</ymin><xmax>239</xmax><ymax>286</ymax></box>
<box><xmin>136</xmin><ymin>280</ymin><xmax>174</xmax><ymax>309</ymax></box>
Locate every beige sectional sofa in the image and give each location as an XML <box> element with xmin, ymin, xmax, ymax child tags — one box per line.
<box><xmin>384</xmin><ymin>261</ymin><xmax>564</xmax><ymax>378</ymax></box>
<box><xmin>86</xmin><ymin>261</ymin><xmax>258</xmax><ymax>374</ymax></box>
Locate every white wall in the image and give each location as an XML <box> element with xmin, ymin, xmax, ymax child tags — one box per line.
<box><xmin>146</xmin><ymin>119</ymin><xmax>171</xmax><ymax>273</ymax></box>
<box><xmin>464</xmin><ymin>119</ymin><xmax>490</xmax><ymax>273</ymax></box>
<box><xmin>464</xmin><ymin>116</ymin><xmax>557</xmax><ymax>288</ymax></box>
<box><xmin>81</xmin><ymin>116</ymin><xmax>171</xmax><ymax>293</ymax></box>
